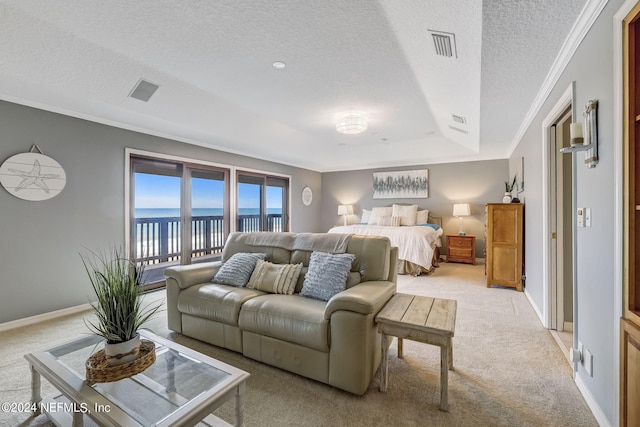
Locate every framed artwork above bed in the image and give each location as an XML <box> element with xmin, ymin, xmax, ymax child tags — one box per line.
<box><xmin>372</xmin><ymin>169</ymin><xmax>429</xmax><ymax>199</ymax></box>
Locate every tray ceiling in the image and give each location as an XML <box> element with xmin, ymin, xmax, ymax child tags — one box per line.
<box><xmin>0</xmin><ymin>0</ymin><xmax>587</xmax><ymax>172</ymax></box>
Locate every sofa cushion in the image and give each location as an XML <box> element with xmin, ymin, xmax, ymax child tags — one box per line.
<box><xmin>247</xmin><ymin>260</ymin><xmax>302</xmax><ymax>295</ymax></box>
<box><xmin>213</xmin><ymin>252</ymin><xmax>266</xmax><ymax>287</ymax></box>
<box><xmin>239</xmin><ymin>295</ymin><xmax>329</xmax><ymax>352</ymax></box>
<box><xmin>222</xmin><ymin>232</ymin><xmax>292</xmax><ymax>264</ymax></box>
<box><xmin>177</xmin><ymin>283</ymin><xmax>265</xmax><ymax>325</ymax></box>
<box><xmin>300</xmin><ymin>252</ymin><xmax>355</xmax><ymax>301</ymax></box>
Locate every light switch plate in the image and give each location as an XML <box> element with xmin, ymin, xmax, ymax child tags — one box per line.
<box><xmin>585</xmin><ymin>349</ymin><xmax>593</xmax><ymax>376</ymax></box>
<box><xmin>577</xmin><ymin>208</ymin><xmax>584</xmax><ymax>227</ymax></box>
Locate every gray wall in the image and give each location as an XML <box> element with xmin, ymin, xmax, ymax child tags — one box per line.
<box><xmin>0</xmin><ymin>100</ymin><xmax>322</xmax><ymax>323</ymax></box>
<box><xmin>509</xmin><ymin>0</ymin><xmax>623</xmax><ymax>422</ymax></box>
<box><xmin>320</xmin><ymin>160</ymin><xmax>509</xmax><ymax>257</ymax></box>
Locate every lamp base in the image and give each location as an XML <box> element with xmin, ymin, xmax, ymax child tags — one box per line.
<box><xmin>458</xmin><ymin>232</ymin><xmax>466</xmax><ymax>236</ymax></box>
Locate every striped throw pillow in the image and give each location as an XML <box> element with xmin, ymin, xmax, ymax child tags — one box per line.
<box><xmin>247</xmin><ymin>260</ymin><xmax>303</xmax><ymax>295</ymax></box>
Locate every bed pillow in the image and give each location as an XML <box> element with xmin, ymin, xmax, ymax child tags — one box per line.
<box><xmin>377</xmin><ymin>216</ymin><xmax>393</xmax><ymax>226</ymax></box>
<box><xmin>392</xmin><ymin>204</ymin><xmax>418</xmax><ymax>226</ymax></box>
<box><xmin>213</xmin><ymin>252</ymin><xmax>267</xmax><ymax>287</ymax></box>
<box><xmin>247</xmin><ymin>260</ymin><xmax>302</xmax><ymax>295</ymax></box>
<box><xmin>368</xmin><ymin>206</ymin><xmax>393</xmax><ymax>225</ymax></box>
<box><xmin>416</xmin><ymin>209</ymin><xmax>430</xmax><ymax>225</ymax></box>
<box><xmin>360</xmin><ymin>209</ymin><xmax>372</xmax><ymax>224</ymax></box>
<box><xmin>300</xmin><ymin>252</ymin><xmax>356</xmax><ymax>301</ymax></box>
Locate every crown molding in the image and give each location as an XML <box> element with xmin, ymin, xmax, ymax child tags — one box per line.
<box><xmin>506</xmin><ymin>0</ymin><xmax>609</xmax><ymax>157</ymax></box>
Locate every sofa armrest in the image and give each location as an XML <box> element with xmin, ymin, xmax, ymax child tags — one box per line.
<box><xmin>164</xmin><ymin>262</ymin><xmax>222</xmax><ymax>290</ymax></box>
<box><xmin>324</xmin><ymin>280</ymin><xmax>396</xmax><ymax>320</ymax></box>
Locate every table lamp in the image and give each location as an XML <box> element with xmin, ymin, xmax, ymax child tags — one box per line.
<box><xmin>452</xmin><ymin>203</ymin><xmax>470</xmax><ymax>235</ymax></box>
<box><xmin>337</xmin><ymin>204</ymin><xmax>353</xmax><ymax>226</ymax></box>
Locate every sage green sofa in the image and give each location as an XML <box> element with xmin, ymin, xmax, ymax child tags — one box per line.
<box><xmin>165</xmin><ymin>232</ymin><xmax>398</xmax><ymax>395</ymax></box>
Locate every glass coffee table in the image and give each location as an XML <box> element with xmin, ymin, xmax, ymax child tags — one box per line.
<box><xmin>24</xmin><ymin>330</ymin><xmax>249</xmax><ymax>426</ymax></box>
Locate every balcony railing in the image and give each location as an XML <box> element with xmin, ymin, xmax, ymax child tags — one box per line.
<box><xmin>134</xmin><ymin>214</ymin><xmax>283</xmax><ymax>265</ymax></box>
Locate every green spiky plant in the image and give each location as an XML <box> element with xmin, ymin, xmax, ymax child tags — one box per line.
<box><xmin>505</xmin><ymin>175</ymin><xmax>517</xmax><ymax>193</ymax></box>
<box><xmin>81</xmin><ymin>247</ymin><xmax>161</xmax><ymax>344</ymax></box>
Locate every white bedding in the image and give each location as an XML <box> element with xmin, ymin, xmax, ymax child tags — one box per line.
<box><xmin>327</xmin><ymin>224</ymin><xmax>443</xmax><ymax>271</ymax></box>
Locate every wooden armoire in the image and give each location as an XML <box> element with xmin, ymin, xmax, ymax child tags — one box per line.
<box><xmin>485</xmin><ymin>203</ymin><xmax>524</xmax><ymax>292</ymax></box>
<box><xmin>622</xmin><ymin>4</ymin><xmax>640</xmax><ymax>425</ymax></box>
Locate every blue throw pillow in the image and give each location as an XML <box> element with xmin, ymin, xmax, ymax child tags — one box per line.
<box><xmin>214</xmin><ymin>252</ymin><xmax>267</xmax><ymax>287</ymax></box>
<box><xmin>300</xmin><ymin>252</ymin><xmax>356</xmax><ymax>301</ymax></box>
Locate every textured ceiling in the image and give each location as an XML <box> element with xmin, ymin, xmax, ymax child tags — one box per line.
<box><xmin>0</xmin><ymin>0</ymin><xmax>587</xmax><ymax>172</ymax></box>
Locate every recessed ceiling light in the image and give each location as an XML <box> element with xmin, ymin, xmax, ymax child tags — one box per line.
<box><xmin>272</xmin><ymin>61</ymin><xmax>286</xmax><ymax>69</ymax></box>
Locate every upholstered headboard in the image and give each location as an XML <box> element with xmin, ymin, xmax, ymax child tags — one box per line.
<box><xmin>428</xmin><ymin>213</ymin><xmax>442</xmax><ymax>228</ymax></box>
<box><xmin>428</xmin><ymin>213</ymin><xmax>443</xmax><ymax>248</ymax></box>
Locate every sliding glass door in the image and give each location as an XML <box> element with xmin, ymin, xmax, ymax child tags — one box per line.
<box><xmin>130</xmin><ymin>157</ymin><xmax>229</xmax><ymax>287</ymax></box>
<box><xmin>130</xmin><ymin>154</ymin><xmax>290</xmax><ymax>287</ymax></box>
<box><xmin>237</xmin><ymin>172</ymin><xmax>288</xmax><ymax>232</ymax></box>
<box><xmin>132</xmin><ymin>159</ymin><xmax>183</xmax><ymax>287</ymax></box>
<box><xmin>189</xmin><ymin>168</ymin><xmax>229</xmax><ymax>264</ymax></box>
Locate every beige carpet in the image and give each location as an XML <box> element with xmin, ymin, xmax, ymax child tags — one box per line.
<box><xmin>0</xmin><ymin>262</ymin><xmax>597</xmax><ymax>426</ymax></box>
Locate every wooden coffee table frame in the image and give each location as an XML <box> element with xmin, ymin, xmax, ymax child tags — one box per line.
<box><xmin>376</xmin><ymin>293</ymin><xmax>457</xmax><ymax>411</ymax></box>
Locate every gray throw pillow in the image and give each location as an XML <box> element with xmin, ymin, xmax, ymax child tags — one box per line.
<box><xmin>300</xmin><ymin>252</ymin><xmax>356</xmax><ymax>301</ymax></box>
<box><xmin>213</xmin><ymin>252</ymin><xmax>267</xmax><ymax>287</ymax></box>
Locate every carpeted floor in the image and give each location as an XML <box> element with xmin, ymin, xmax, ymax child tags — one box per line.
<box><xmin>0</xmin><ymin>262</ymin><xmax>598</xmax><ymax>426</ymax></box>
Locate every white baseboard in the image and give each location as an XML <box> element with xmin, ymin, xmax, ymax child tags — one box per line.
<box><xmin>564</xmin><ymin>321</ymin><xmax>574</xmax><ymax>332</ymax></box>
<box><xmin>524</xmin><ymin>288</ymin><xmax>545</xmax><ymax>326</ymax></box>
<box><xmin>575</xmin><ymin>372</ymin><xmax>612</xmax><ymax>427</ymax></box>
<box><xmin>0</xmin><ymin>303</ymin><xmax>92</xmax><ymax>333</ymax></box>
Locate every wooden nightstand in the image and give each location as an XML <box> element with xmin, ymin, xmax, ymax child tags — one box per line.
<box><xmin>446</xmin><ymin>234</ymin><xmax>476</xmax><ymax>265</ymax></box>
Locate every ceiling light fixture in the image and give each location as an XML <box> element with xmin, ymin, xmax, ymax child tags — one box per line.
<box><xmin>272</xmin><ymin>61</ymin><xmax>286</xmax><ymax>69</ymax></box>
<box><xmin>336</xmin><ymin>112</ymin><xmax>368</xmax><ymax>134</ymax></box>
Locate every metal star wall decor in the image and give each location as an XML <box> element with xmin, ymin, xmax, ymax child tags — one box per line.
<box><xmin>0</xmin><ymin>147</ymin><xmax>66</xmax><ymax>201</ymax></box>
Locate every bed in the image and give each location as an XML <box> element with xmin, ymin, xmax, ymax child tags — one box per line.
<box><xmin>328</xmin><ymin>206</ymin><xmax>443</xmax><ymax>276</ymax></box>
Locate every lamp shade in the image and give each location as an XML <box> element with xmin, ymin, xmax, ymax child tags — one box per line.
<box><xmin>453</xmin><ymin>203</ymin><xmax>470</xmax><ymax>217</ymax></box>
<box><xmin>337</xmin><ymin>204</ymin><xmax>353</xmax><ymax>216</ymax></box>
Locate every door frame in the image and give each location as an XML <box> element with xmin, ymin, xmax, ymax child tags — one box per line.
<box><xmin>541</xmin><ymin>82</ymin><xmax>577</xmax><ymax>334</ymax></box>
<box><xmin>549</xmin><ymin>109</ymin><xmax>573</xmax><ymax>332</ymax></box>
<box><xmin>615</xmin><ymin>2</ymin><xmax>639</xmax><ymax>425</ymax></box>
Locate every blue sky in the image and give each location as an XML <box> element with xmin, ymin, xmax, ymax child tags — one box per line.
<box><xmin>134</xmin><ymin>173</ymin><xmax>282</xmax><ymax>209</ymax></box>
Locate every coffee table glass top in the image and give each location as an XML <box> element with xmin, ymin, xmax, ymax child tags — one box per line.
<box><xmin>43</xmin><ymin>331</ymin><xmax>232</xmax><ymax>426</ymax></box>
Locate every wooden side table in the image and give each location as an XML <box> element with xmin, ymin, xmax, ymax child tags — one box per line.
<box><xmin>446</xmin><ymin>234</ymin><xmax>476</xmax><ymax>265</ymax></box>
<box><xmin>375</xmin><ymin>293</ymin><xmax>457</xmax><ymax>411</ymax></box>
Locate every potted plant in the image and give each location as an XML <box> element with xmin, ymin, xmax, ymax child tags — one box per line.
<box><xmin>503</xmin><ymin>175</ymin><xmax>517</xmax><ymax>203</ymax></box>
<box><xmin>81</xmin><ymin>247</ymin><xmax>161</xmax><ymax>366</ymax></box>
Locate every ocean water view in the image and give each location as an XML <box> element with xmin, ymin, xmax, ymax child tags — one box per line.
<box><xmin>133</xmin><ymin>207</ymin><xmax>284</xmax><ymax>264</ymax></box>
<box><xmin>135</xmin><ymin>208</ymin><xmax>283</xmax><ymax>218</ymax></box>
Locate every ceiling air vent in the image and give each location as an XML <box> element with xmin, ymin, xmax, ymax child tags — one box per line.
<box><xmin>452</xmin><ymin>114</ymin><xmax>466</xmax><ymax>124</ymax></box>
<box><xmin>128</xmin><ymin>79</ymin><xmax>159</xmax><ymax>102</ymax></box>
<box><xmin>429</xmin><ymin>30</ymin><xmax>457</xmax><ymax>58</ymax></box>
